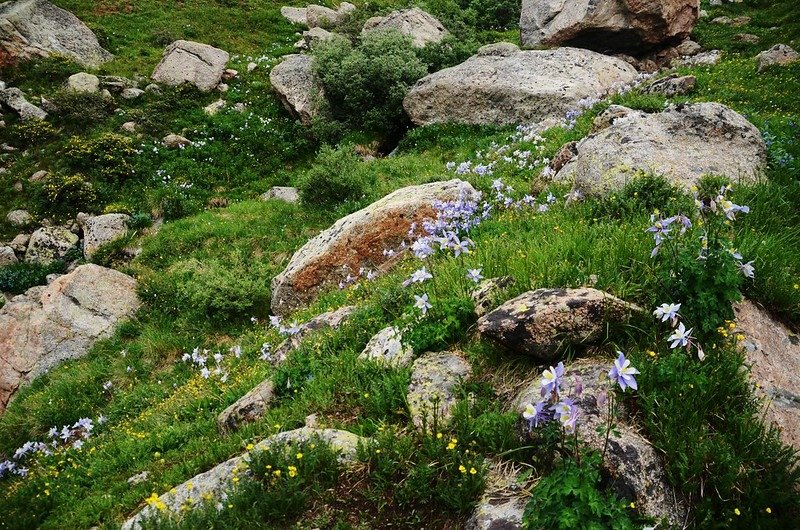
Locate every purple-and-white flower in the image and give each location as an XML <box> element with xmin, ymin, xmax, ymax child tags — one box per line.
<box><xmin>540</xmin><ymin>362</ymin><xmax>565</xmax><ymax>399</ymax></box>
<box><xmin>668</xmin><ymin>322</ymin><xmax>694</xmax><ymax>349</ymax></box>
<box><xmin>653</xmin><ymin>303</ymin><xmax>681</xmax><ymax>325</ymax></box>
<box><xmin>414</xmin><ymin>293</ymin><xmax>432</xmax><ymax>315</ymax></box>
<box><xmin>608</xmin><ymin>351</ymin><xmax>639</xmax><ymax>392</ymax></box>
<box><xmin>466</xmin><ymin>268</ymin><xmax>483</xmax><ymax>283</ymax></box>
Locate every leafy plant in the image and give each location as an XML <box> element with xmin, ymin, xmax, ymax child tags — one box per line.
<box><xmin>297</xmin><ymin>145</ymin><xmax>370</xmax><ymax>206</ymax></box>
<box><xmin>0</xmin><ymin>261</ymin><xmax>66</xmax><ymax>294</ymax></box>
<box><xmin>36</xmin><ymin>173</ymin><xmax>99</xmax><ymax>217</ymax></box>
<box><xmin>63</xmin><ymin>133</ymin><xmax>138</xmax><ymax>184</ymax></box>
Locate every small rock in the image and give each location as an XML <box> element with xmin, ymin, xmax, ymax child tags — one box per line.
<box><xmin>13</xmin><ymin>181</ymin><xmax>23</xmax><ymax>192</ymax></box>
<box><xmin>0</xmin><ymin>246</ymin><xmax>17</xmax><ymax>266</ymax></box>
<box><xmin>0</xmin><ymin>88</ymin><xmax>47</xmax><ymax>121</ymax></box>
<box><xmin>99</xmin><ymin>75</ymin><xmax>138</xmax><ymax>93</ymax></box>
<box><xmin>478</xmin><ymin>288</ymin><xmax>642</xmax><ymax>361</ymax></box>
<box><xmin>641</xmin><ymin>73</ymin><xmax>697</xmax><ymax>97</ymax></box>
<box><xmin>204</xmin><ymin>99</ymin><xmax>226</xmax><ymax>116</ymax></box>
<box><xmin>120</xmin><ymin>121</ymin><xmax>136</xmax><ymax>133</ymax></box>
<box><xmin>217</xmin><ymin>82</ymin><xmax>229</xmax><ymax>93</ymax></box>
<box><xmin>470</xmin><ymin>276</ymin><xmax>516</xmax><ymax>317</ymax></box>
<box><xmin>151</xmin><ymin>40</ymin><xmax>230</xmax><ymax>92</ymax></box>
<box><xmin>466</xmin><ymin>463</ymin><xmax>527</xmax><ymax>530</ymax></box>
<box><xmin>675</xmin><ymin>49</ymin><xmax>722</xmax><ymax>66</ymax></box>
<box><xmin>66</xmin><ymin>72</ymin><xmax>100</xmax><ymax>93</ymax></box>
<box><xmin>24</xmin><ymin>227</ymin><xmax>79</xmax><ymax>264</ymax></box>
<box><xmin>127</xmin><ymin>471</ymin><xmax>149</xmax><ymax>485</ymax></box>
<box><xmin>44</xmin><ymin>273</ymin><xmax>61</xmax><ymax>285</ymax></box>
<box><xmin>162</xmin><ymin>134</ymin><xmax>191</xmax><ymax>148</ymax></box>
<box><xmin>10</xmin><ymin>234</ymin><xmax>30</xmax><ymax>253</ymax></box>
<box><xmin>120</xmin><ymin>88</ymin><xmax>145</xmax><ymax>99</ymax></box>
<box><xmin>734</xmin><ymin>33</ymin><xmax>760</xmax><ymax>44</ymax></box>
<box><xmin>232</xmin><ymin>102</ymin><xmax>246</xmax><ymax>113</ymax></box>
<box><xmin>247</xmin><ymin>62</ymin><xmax>258</xmax><ymax>72</ymax></box>
<box><xmin>6</xmin><ymin>210</ymin><xmax>33</xmax><ymax>227</ymax></box>
<box><xmin>675</xmin><ymin>39</ymin><xmax>702</xmax><ymax>56</ymax></box>
<box><xmin>29</xmin><ymin>170</ymin><xmax>48</xmax><ymax>182</ymax></box>
<box><xmin>144</xmin><ymin>83</ymin><xmax>162</xmax><ymax>94</ymax></box>
<box><xmin>299</xmin><ymin>26</ymin><xmax>335</xmax><ymax>50</ymax></box>
<box><xmin>362</xmin><ymin>7</ymin><xmax>448</xmax><ymax>48</ymax></box>
<box><xmin>217</xmin><ymin>379</ymin><xmax>275</xmax><ymax>434</ymax></box>
<box><xmin>260</xmin><ymin>186</ymin><xmax>299</xmax><ymax>203</ymax></box>
<box><xmin>408</xmin><ymin>351</ymin><xmax>471</xmax><ymax>429</ymax></box>
<box><xmin>756</xmin><ymin>44</ymin><xmax>800</xmax><ymax>73</ymax></box>
<box><xmin>359</xmin><ymin>326</ymin><xmax>414</xmax><ymax>367</ymax></box>
<box><xmin>222</xmin><ymin>68</ymin><xmax>238</xmax><ymax>80</ymax></box>
<box><xmin>272</xmin><ymin>306</ymin><xmax>357</xmax><ymax>361</ymax></box>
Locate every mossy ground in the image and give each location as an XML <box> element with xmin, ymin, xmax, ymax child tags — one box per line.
<box><xmin>1</xmin><ymin>0</ymin><xmax>799</xmax><ymax>528</ymax></box>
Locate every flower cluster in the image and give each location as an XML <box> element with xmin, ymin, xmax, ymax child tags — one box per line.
<box><xmin>181</xmin><ymin>347</ymin><xmax>230</xmax><ymax>382</ymax></box>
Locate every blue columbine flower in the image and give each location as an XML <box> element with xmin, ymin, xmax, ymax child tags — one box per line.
<box><xmin>608</xmin><ymin>351</ymin><xmax>640</xmax><ymax>391</ymax></box>
<box><xmin>540</xmin><ymin>362</ymin><xmax>565</xmax><ymax>399</ymax></box>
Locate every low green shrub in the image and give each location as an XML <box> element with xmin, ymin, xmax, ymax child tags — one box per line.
<box><xmin>48</xmin><ymin>90</ymin><xmax>115</xmax><ymax>126</ymax></box>
<box><xmin>63</xmin><ymin>133</ymin><xmax>138</xmax><ymax>183</ymax></box>
<box><xmin>0</xmin><ymin>261</ymin><xmax>65</xmax><ymax>294</ymax></box>
<box><xmin>297</xmin><ymin>145</ymin><xmax>369</xmax><ymax>206</ymax></box>
<box><xmin>36</xmin><ymin>173</ymin><xmax>99</xmax><ymax>217</ymax></box>
<box><xmin>12</xmin><ymin>119</ymin><xmax>58</xmax><ymax>147</ymax></box>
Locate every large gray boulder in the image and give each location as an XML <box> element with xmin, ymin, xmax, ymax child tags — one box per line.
<box><xmin>0</xmin><ymin>0</ymin><xmax>112</xmax><ymax>67</ymax></box>
<box><xmin>121</xmin><ymin>428</ymin><xmax>365</xmax><ymax>530</ymax></box>
<box><xmin>403</xmin><ymin>44</ymin><xmax>637</xmax><ymax>127</ymax></box>
<box><xmin>408</xmin><ymin>351</ymin><xmax>471</xmax><ymax>429</ymax></box>
<box><xmin>514</xmin><ymin>361</ymin><xmax>688</xmax><ymax>525</ymax></box>
<box><xmin>24</xmin><ymin>226</ymin><xmax>78</xmax><ymax>264</ymax></box>
<box><xmin>478</xmin><ymin>288</ymin><xmax>642</xmax><ymax>361</ymax></box>
<box><xmin>270</xmin><ymin>54</ymin><xmax>324</xmax><ymax>125</ymax></box>
<box><xmin>362</xmin><ymin>7</ymin><xmax>448</xmax><ymax>48</ymax></box>
<box><xmin>82</xmin><ymin>213</ymin><xmax>130</xmax><ymax>259</ymax></box>
<box><xmin>0</xmin><ymin>87</ymin><xmax>47</xmax><ymax>121</ymax></box>
<box><xmin>271</xmin><ymin>179</ymin><xmax>478</xmax><ymax>315</ymax></box>
<box><xmin>0</xmin><ymin>264</ymin><xmax>140</xmax><ymax>412</ymax></box>
<box><xmin>151</xmin><ymin>40</ymin><xmax>229</xmax><ymax>92</ymax></box>
<box><xmin>520</xmin><ymin>0</ymin><xmax>699</xmax><ymax>54</ymax></box>
<box><xmin>552</xmin><ymin>103</ymin><xmax>768</xmax><ymax>195</ymax></box>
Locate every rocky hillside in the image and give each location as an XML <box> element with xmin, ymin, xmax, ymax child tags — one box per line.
<box><xmin>1</xmin><ymin>0</ymin><xmax>799</xmax><ymax>528</ymax></box>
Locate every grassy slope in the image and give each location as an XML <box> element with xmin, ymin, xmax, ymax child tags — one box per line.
<box><xmin>1</xmin><ymin>0</ymin><xmax>799</xmax><ymax>528</ymax></box>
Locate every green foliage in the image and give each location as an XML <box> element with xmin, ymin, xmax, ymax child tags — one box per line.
<box><xmin>0</xmin><ymin>55</ymin><xmax>80</xmax><ymax>91</ymax></box>
<box><xmin>522</xmin><ymin>453</ymin><xmax>639</xmax><ymax>530</ymax></box>
<box><xmin>416</xmin><ymin>34</ymin><xmax>480</xmax><ymax>72</ymax></box>
<box><xmin>12</xmin><ymin>119</ymin><xmax>58</xmax><ymax>147</ymax></box>
<box><xmin>49</xmin><ymin>90</ymin><xmax>115</xmax><ymax>127</ymax></box>
<box><xmin>36</xmin><ymin>173</ymin><xmax>99</xmax><ymax>217</ymax></box>
<box><xmin>0</xmin><ymin>261</ymin><xmax>65</xmax><ymax>294</ymax></box>
<box><xmin>405</xmin><ymin>296</ymin><xmax>476</xmax><ymax>352</ymax></box>
<box><xmin>297</xmin><ymin>145</ymin><xmax>369</xmax><ymax>206</ymax></box>
<box><xmin>591</xmin><ymin>173</ymin><xmax>694</xmax><ymax>221</ymax></box>
<box><xmin>63</xmin><ymin>133</ymin><xmax>138</xmax><ymax>183</ymax></box>
<box><xmin>313</xmin><ymin>31</ymin><xmax>427</xmax><ymax>138</ymax></box>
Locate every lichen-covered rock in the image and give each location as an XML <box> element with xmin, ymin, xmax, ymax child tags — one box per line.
<box><xmin>553</xmin><ymin>103</ymin><xmax>767</xmax><ymax>196</ymax></box>
<box><xmin>217</xmin><ymin>379</ymin><xmax>275</xmax><ymax>434</ymax></box>
<box><xmin>734</xmin><ymin>300</ymin><xmax>800</xmax><ymax>450</ymax></box>
<box><xmin>306</xmin><ymin>4</ymin><xmax>339</xmax><ymax>28</ymax></box>
<box><xmin>121</xmin><ymin>428</ymin><xmax>365</xmax><ymax>530</ymax></box>
<box><xmin>82</xmin><ymin>213</ymin><xmax>130</xmax><ymax>259</ymax></box>
<box><xmin>470</xmin><ymin>276</ymin><xmax>516</xmax><ymax>317</ymax></box>
<box><xmin>408</xmin><ymin>351</ymin><xmax>471</xmax><ymax>429</ymax></box>
<box><xmin>271</xmin><ymin>179</ymin><xmax>478</xmax><ymax>315</ymax></box>
<box><xmin>260</xmin><ymin>186</ymin><xmax>300</xmax><ymax>203</ymax></box>
<box><xmin>519</xmin><ymin>0</ymin><xmax>699</xmax><ymax>54</ymax></box>
<box><xmin>5</xmin><ymin>209</ymin><xmax>32</xmax><ymax>226</ymax></box>
<box><xmin>362</xmin><ymin>8</ymin><xmax>448</xmax><ymax>48</ymax></box>
<box><xmin>478</xmin><ymin>288</ymin><xmax>641</xmax><ymax>361</ymax></box>
<box><xmin>466</xmin><ymin>463</ymin><xmax>528</xmax><ymax>530</ymax></box>
<box><xmin>358</xmin><ymin>326</ymin><xmax>414</xmax><ymax>367</ymax></box>
<box><xmin>0</xmin><ymin>0</ymin><xmax>112</xmax><ymax>67</ymax></box>
<box><xmin>674</xmin><ymin>49</ymin><xmax>721</xmax><ymax>66</ymax></box>
<box><xmin>403</xmin><ymin>45</ymin><xmax>637</xmax><ymax>127</ymax></box>
<box><xmin>675</xmin><ymin>39</ymin><xmax>702</xmax><ymax>56</ymax></box>
<box><xmin>24</xmin><ymin>226</ymin><xmax>78</xmax><ymax>264</ymax></box>
<box><xmin>269</xmin><ymin>53</ymin><xmax>324</xmax><ymax>125</ymax></box>
<box><xmin>151</xmin><ymin>40</ymin><xmax>229</xmax><ymax>92</ymax></box>
<box><xmin>295</xmin><ymin>26</ymin><xmax>334</xmax><ymax>51</ymax></box>
<box><xmin>162</xmin><ymin>133</ymin><xmax>191</xmax><ymax>148</ymax></box>
<box><xmin>641</xmin><ymin>73</ymin><xmax>696</xmax><ymax>97</ymax></box>
<box><xmin>0</xmin><ymin>87</ymin><xmax>47</xmax><ymax>121</ymax></box>
<box><xmin>514</xmin><ymin>361</ymin><xmax>687</xmax><ymax>524</ymax></box>
<box><xmin>0</xmin><ymin>264</ymin><xmax>140</xmax><ymax>412</ymax></box>
<box><xmin>756</xmin><ymin>44</ymin><xmax>799</xmax><ymax>73</ymax></box>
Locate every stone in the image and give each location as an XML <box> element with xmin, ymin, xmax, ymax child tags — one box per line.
<box><xmin>247</xmin><ymin>61</ymin><xmax>257</xmax><ymax>72</ymax></box>
<box><xmin>151</xmin><ymin>40</ymin><xmax>230</xmax><ymax>92</ymax></box>
<box><xmin>299</xmin><ymin>26</ymin><xmax>334</xmax><ymax>50</ymax></box>
<box><xmin>552</xmin><ymin>103</ymin><xmax>767</xmax><ymax>196</ymax></box>
<box><xmin>66</xmin><ymin>72</ymin><xmax>99</xmax><ymax>93</ymax></box>
<box><xmin>712</xmin><ymin>15</ymin><xmax>750</xmax><ymax>26</ymax></box>
<box><xmin>6</xmin><ymin>209</ymin><xmax>32</xmax><ymax>226</ymax></box>
<box><xmin>514</xmin><ymin>361</ymin><xmax>687</xmax><ymax>525</ymax></box>
<box><xmin>127</xmin><ymin>471</ymin><xmax>149</xmax><ymax>485</ymax></box>
<box><xmin>121</xmin><ymin>428</ymin><xmax>364</xmax><ymax>530</ymax></box>
<box><xmin>203</xmin><ymin>99</ymin><xmax>226</xmax><ymax>116</ymax></box>
<box><xmin>756</xmin><ymin>44</ymin><xmax>800</xmax><ymax>73</ymax></box>
<box><xmin>641</xmin><ymin>73</ymin><xmax>696</xmax><ymax>96</ymax></box>
<box><xmin>408</xmin><ymin>351</ymin><xmax>471</xmax><ymax>429</ymax></box>
<box><xmin>120</xmin><ymin>121</ymin><xmax>136</xmax><ymax>133</ymax></box>
<box><xmin>0</xmin><ymin>87</ymin><xmax>47</xmax><ymax>121</ymax></box>
<box><xmin>98</xmin><ymin>75</ymin><xmax>138</xmax><ymax>93</ymax></box>
<box><xmin>358</xmin><ymin>326</ymin><xmax>414</xmax><ymax>367</ymax></box>
<box><xmin>162</xmin><ymin>133</ymin><xmax>191</xmax><ymax>148</ymax></box>
<box><xmin>675</xmin><ymin>39</ymin><xmax>702</xmax><ymax>56</ymax></box>
<box><xmin>466</xmin><ymin>463</ymin><xmax>527</xmax><ymax>530</ymax></box>
<box><xmin>269</xmin><ymin>54</ymin><xmax>324</xmax><ymax>125</ymax></box>
<box><xmin>271</xmin><ymin>179</ymin><xmax>478</xmax><ymax>315</ymax></box>
<box><xmin>362</xmin><ymin>8</ymin><xmax>448</xmax><ymax>48</ymax></box>
<box><xmin>470</xmin><ymin>276</ymin><xmax>516</xmax><ymax>317</ymax></box>
<box><xmin>0</xmin><ymin>264</ymin><xmax>139</xmax><ymax>412</ymax></box>
<box><xmin>216</xmin><ymin>82</ymin><xmax>228</xmax><ymax>93</ymax></box>
<box><xmin>478</xmin><ymin>288</ymin><xmax>642</xmax><ymax>362</ymax></box>
<box><xmin>120</xmin><ymin>87</ymin><xmax>144</xmax><ymax>99</ymax></box>
<box><xmin>24</xmin><ymin>226</ymin><xmax>78</xmax><ymax>264</ymax></box>
<box><xmin>217</xmin><ymin>379</ymin><xmax>275</xmax><ymax>434</ymax></box>
<box><xmin>734</xmin><ymin>300</ymin><xmax>800</xmax><ymax>450</ymax></box>
<box><xmin>519</xmin><ymin>0</ymin><xmax>699</xmax><ymax>54</ymax></box>
<box><xmin>0</xmin><ymin>0</ymin><xmax>112</xmax><ymax>68</ymax></box>
<box><xmin>674</xmin><ymin>48</ymin><xmax>722</xmax><ymax>66</ymax></box>
<box><xmin>306</xmin><ymin>4</ymin><xmax>339</xmax><ymax>28</ymax></box>
<box><xmin>10</xmin><ymin>233</ymin><xmax>29</xmax><ymax>252</ymax></box>
<box><xmin>221</xmin><ymin>68</ymin><xmax>238</xmax><ymax>80</ymax></box>
<box><xmin>29</xmin><ymin>170</ymin><xmax>47</xmax><ymax>182</ymax></box>
<box><xmin>280</xmin><ymin>6</ymin><xmax>308</xmax><ymax>26</ymax></box>
<box><xmin>82</xmin><ymin>213</ymin><xmax>130</xmax><ymax>259</ymax></box>
<box><xmin>0</xmin><ymin>245</ymin><xmax>17</xmax><ymax>266</ymax></box>
<box><xmin>734</xmin><ymin>33</ymin><xmax>760</xmax><ymax>44</ymax></box>
<box><xmin>260</xmin><ymin>186</ymin><xmax>300</xmax><ymax>203</ymax></box>
<box><xmin>403</xmin><ymin>46</ymin><xmax>637</xmax><ymax>127</ymax></box>
<box><xmin>272</xmin><ymin>305</ymin><xmax>357</xmax><ymax>361</ymax></box>
<box><xmin>144</xmin><ymin>83</ymin><xmax>161</xmax><ymax>94</ymax></box>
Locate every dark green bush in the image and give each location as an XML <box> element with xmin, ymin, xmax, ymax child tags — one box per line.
<box><xmin>0</xmin><ymin>261</ymin><xmax>65</xmax><ymax>294</ymax></box>
<box><xmin>416</xmin><ymin>34</ymin><xmax>479</xmax><ymax>72</ymax></box>
<box><xmin>49</xmin><ymin>90</ymin><xmax>115</xmax><ymax>126</ymax></box>
<box><xmin>313</xmin><ymin>31</ymin><xmax>427</xmax><ymax>138</ymax></box>
<box><xmin>591</xmin><ymin>173</ymin><xmax>694</xmax><ymax>220</ymax></box>
<box><xmin>12</xmin><ymin>119</ymin><xmax>58</xmax><ymax>147</ymax></box>
<box><xmin>36</xmin><ymin>173</ymin><xmax>99</xmax><ymax>217</ymax></box>
<box><xmin>297</xmin><ymin>145</ymin><xmax>369</xmax><ymax>206</ymax></box>
<box><xmin>63</xmin><ymin>133</ymin><xmax>138</xmax><ymax>183</ymax></box>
